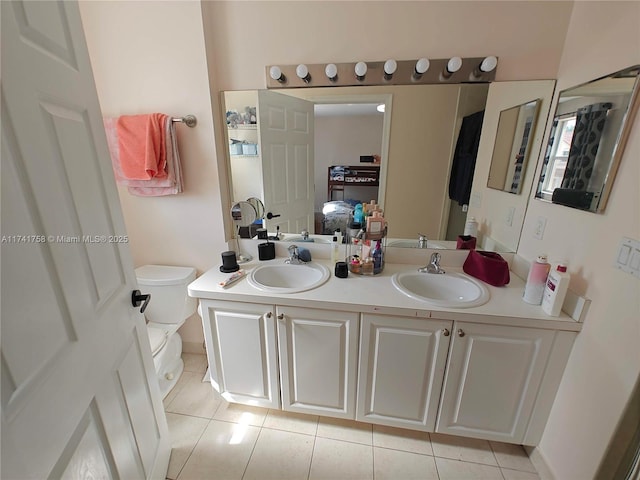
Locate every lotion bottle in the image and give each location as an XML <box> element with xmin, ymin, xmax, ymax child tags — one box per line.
<box><xmin>541</xmin><ymin>264</ymin><xmax>570</xmax><ymax>316</ymax></box>
<box><xmin>523</xmin><ymin>255</ymin><xmax>550</xmax><ymax>305</ymax></box>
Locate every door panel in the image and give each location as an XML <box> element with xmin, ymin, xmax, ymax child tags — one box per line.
<box><xmin>200</xmin><ymin>300</ymin><xmax>280</xmax><ymax>409</ymax></box>
<box><xmin>357</xmin><ymin>315</ymin><xmax>451</xmax><ymax>431</ymax></box>
<box><xmin>277</xmin><ymin>306</ymin><xmax>358</xmax><ymax>418</ymax></box>
<box><xmin>1</xmin><ymin>2</ymin><xmax>169</xmax><ymax>478</ymax></box>
<box><xmin>258</xmin><ymin>90</ymin><xmax>315</xmax><ymax>233</ymax></box>
<box><xmin>437</xmin><ymin>322</ymin><xmax>554</xmax><ymax>443</ymax></box>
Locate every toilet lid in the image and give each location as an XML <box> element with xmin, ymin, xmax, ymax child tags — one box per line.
<box><xmin>147</xmin><ymin>326</ymin><xmax>168</xmax><ymax>356</ymax></box>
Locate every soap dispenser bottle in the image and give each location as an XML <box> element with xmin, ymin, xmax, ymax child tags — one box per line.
<box><xmin>331</xmin><ymin>236</ymin><xmax>341</xmax><ymax>264</ymax></box>
<box><xmin>523</xmin><ymin>255</ymin><xmax>551</xmax><ymax>305</ymax></box>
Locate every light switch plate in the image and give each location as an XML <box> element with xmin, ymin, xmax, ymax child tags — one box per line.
<box><xmin>506</xmin><ymin>207</ymin><xmax>515</xmax><ymax>227</ymax></box>
<box><xmin>615</xmin><ymin>237</ymin><xmax>640</xmax><ymax>278</ymax></box>
<box><xmin>533</xmin><ymin>216</ymin><xmax>547</xmax><ymax>240</ymax></box>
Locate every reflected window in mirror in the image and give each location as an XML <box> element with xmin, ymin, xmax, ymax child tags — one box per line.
<box><xmin>487</xmin><ymin>99</ymin><xmax>541</xmax><ymax>195</ymax></box>
<box><xmin>535</xmin><ymin>65</ymin><xmax>639</xmax><ymax>212</ymax></box>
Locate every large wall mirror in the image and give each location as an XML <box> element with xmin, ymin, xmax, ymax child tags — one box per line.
<box><xmin>535</xmin><ymin>65</ymin><xmax>639</xmax><ymax>212</ymax></box>
<box><xmin>487</xmin><ymin>99</ymin><xmax>541</xmax><ymax>194</ymax></box>
<box><xmin>222</xmin><ymin>81</ymin><xmax>548</xmax><ymax>253</ymax></box>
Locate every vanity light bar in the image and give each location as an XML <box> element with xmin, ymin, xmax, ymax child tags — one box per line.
<box><xmin>265</xmin><ymin>57</ymin><xmax>497</xmax><ymax>88</ymax></box>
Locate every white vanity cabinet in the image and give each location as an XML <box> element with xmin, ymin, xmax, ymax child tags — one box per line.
<box><xmin>276</xmin><ymin>306</ymin><xmax>359</xmax><ymax>419</ymax></box>
<box><xmin>436</xmin><ymin>321</ymin><xmax>575</xmax><ymax>444</ymax></box>
<box><xmin>199</xmin><ymin>299</ymin><xmax>280</xmax><ymax>409</ymax></box>
<box><xmin>356</xmin><ymin>314</ymin><xmax>452</xmax><ymax>431</ymax></box>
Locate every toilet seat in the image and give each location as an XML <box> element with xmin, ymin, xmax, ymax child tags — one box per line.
<box><xmin>147</xmin><ymin>326</ymin><xmax>168</xmax><ymax>356</ymax></box>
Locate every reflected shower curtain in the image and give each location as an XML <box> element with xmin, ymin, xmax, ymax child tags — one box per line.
<box><xmin>561</xmin><ymin>102</ymin><xmax>612</xmax><ymax>190</ymax></box>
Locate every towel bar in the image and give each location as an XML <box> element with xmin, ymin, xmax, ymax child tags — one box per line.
<box><xmin>172</xmin><ymin>115</ymin><xmax>197</xmax><ymax>128</ymax></box>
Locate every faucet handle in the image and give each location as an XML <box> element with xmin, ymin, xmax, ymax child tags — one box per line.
<box><xmin>430</xmin><ymin>252</ymin><xmax>441</xmax><ymax>264</ymax></box>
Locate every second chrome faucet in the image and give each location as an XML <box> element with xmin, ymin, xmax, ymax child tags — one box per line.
<box><xmin>419</xmin><ymin>252</ymin><xmax>445</xmax><ymax>274</ymax></box>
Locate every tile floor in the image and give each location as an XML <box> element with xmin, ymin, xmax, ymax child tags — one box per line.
<box><xmin>165</xmin><ymin>354</ymin><xmax>541</xmax><ymax>480</ymax></box>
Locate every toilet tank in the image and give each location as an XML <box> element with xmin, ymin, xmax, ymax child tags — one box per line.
<box><xmin>135</xmin><ymin>265</ymin><xmax>197</xmax><ymax>325</ymax></box>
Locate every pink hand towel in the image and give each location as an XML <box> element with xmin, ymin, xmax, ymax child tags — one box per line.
<box><xmin>116</xmin><ymin>113</ymin><xmax>168</xmax><ymax>180</ymax></box>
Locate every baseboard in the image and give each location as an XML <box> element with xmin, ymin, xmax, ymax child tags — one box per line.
<box><xmin>526</xmin><ymin>446</ymin><xmax>556</xmax><ymax>480</ymax></box>
<box><xmin>182</xmin><ymin>340</ymin><xmax>206</xmax><ymax>355</ymax></box>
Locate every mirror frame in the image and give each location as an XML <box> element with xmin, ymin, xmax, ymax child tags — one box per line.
<box><xmin>535</xmin><ymin>65</ymin><xmax>640</xmax><ymax>213</ymax></box>
<box><xmin>487</xmin><ymin>99</ymin><xmax>541</xmax><ymax>195</ymax></box>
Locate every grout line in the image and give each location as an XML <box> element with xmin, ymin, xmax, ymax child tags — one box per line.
<box><xmin>306</xmin><ymin>431</ymin><xmax>317</xmax><ymax>480</ymax></box>
<box><xmin>488</xmin><ymin>439</ymin><xmax>501</xmax><ymax>468</ymax></box>
<box><xmin>240</xmin><ymin>425</ymin><xmax>262</xmax><ymax>480</ymax></box>
<box><xmin>171</xmin><ymin>417</ymin><xmax>212</xmax><ymax>480</ymax></box>
<box><xmin>433</xmin><ymin>452</ymin><xmax>441</xmax><ymax>480</ymax></box>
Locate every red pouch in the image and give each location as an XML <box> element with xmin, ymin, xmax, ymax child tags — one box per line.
<box><xmin>456</xmin><ymin>235</ymin><xmax>477</xmax><ymax>250</ymax></box>
<box><xmin>463</xmin><ymin>250</ymin><xmax>510</xmax><ymax>286</ymax></box>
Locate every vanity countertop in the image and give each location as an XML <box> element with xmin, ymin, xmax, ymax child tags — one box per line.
<box><xmin>188</xmin><ymin>258</ymin><xmax>582</xmax><ymax>332</ymax></box>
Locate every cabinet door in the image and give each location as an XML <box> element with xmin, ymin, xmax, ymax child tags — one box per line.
<box><xmin>437</xmin><ymin>322</ymin><xmax>555</xmax><ymax>443</ymax></box>
<box><xmin>277</xmin><ymin>306</ymin><xmax>359</xmax><ymax>418</ymax></box>
<box><xmin>357</xmin><ymin>315</ymin><xmax>452</xmax><ymax>431</ymax></box>
<box><xmin>200</xmin><ymin>300</ymin><xmax>280</xmax><ymax>409</ymax></box>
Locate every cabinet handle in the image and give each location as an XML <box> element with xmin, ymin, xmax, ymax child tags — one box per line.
<box><xmin>457</xmin><ymin>329</ymin><xmax>465</xmax><ymax>337</ymax></box>
<box><xmin>265</xmin><ymin>312</ymin><xmax>272</xmax><ymax>318</ymax></box>
<box><xmin>442</xmin><ymin>328</ymin><xmax>450</xmax><ymax>336</ymax></box>
<box><xmin>277</xmin><ymin>314</ymin><xmax>284</xmax><ymax>320</ymax></box>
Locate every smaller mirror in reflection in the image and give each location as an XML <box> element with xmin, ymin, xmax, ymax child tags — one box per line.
<box><xmin>487</xmin><ymin>99</ymin><xmax>541</xmax><ymax>195</ymax></box>
<box><xmin>536</xmin><ymin>65</ymin><xmax>639</xmax><ymax>212</ymax></box>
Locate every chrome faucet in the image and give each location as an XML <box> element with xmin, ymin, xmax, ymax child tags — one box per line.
<box><xmin>285</xmin><ymin>244</ymin><xmax>306</xmax><ymax>264</ymax></box>
<box><xmin>418</xmin><ymin>234</ymin><xmax>428</xmax><ymax>249</ymax></box>
<box><xmin>419</xmin><ymin>252</ymin><xmax>445</xmax><ymax>274</ymax></box>
<box><xmin>301</xmin><ymin>229</ymin><xmax>309</xmax><ymax>241</ymax></box>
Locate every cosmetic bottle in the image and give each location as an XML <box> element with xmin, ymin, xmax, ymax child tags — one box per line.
<box><xmin>541</xmin><ymin>263</ymin><xmax>570</xmax><ymax>316</ymax></box>
<box><xmin>366</xmin><ymin>211</ymin><xmax>385</xmax><ymax>236</ymax></box>
<box><xmin>464</xmin><ymin>216</ymin><xmax>478</xmax><ymax>237</ymax></box>
<box><xmin>523</xmin><ymin>255</ymin><xmax>551</xmax><ymax>305</ymax></box>
<box><xmin>331</xmin><ymin>236</ymin><xmax>341</xmax><ymax>264</ymax></box>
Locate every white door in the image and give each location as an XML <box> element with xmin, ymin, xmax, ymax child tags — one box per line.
<box><xmin>258</xmin><ymin>90</ymin><xmax>315</xmax><ymax>234</ymax></box>
<box><xmin>1</xmin><ymin>2</ymin><xmax>170</xmax><ymax>478</ymax></box>
<box><xmin>357</xmin><ymin>314</ymin><xmax>452</xmax><ymax>431</ymax></box>
<box><xmin>276</xmin><ymin>306</ymin><xmax>358</xmax><ymax>419</ymax></box>
<box><xmin>436</xmin><ymin>322</ymin><xmax>554</xmax><ymax>443</ymax></box>
<box><xmin>200</xmin><ymin>300</ymin><xmax>280</xmax><ymax>409</ymax></box>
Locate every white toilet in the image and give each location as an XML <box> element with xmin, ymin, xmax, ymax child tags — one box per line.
<box><xmin>135</xmin><ymin>264</ymin><xmax>197</xmax><ymax>399</ymax></box>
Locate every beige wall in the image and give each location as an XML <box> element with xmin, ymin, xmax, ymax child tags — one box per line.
<box><xmin>203</xmin><ymin>1</ymin><xmax>573</xmax><ymax>90</ymax></box>
<box><xmin>315</xmin><ymin>114</ymin><xmax>383</xmax><ymax>211</ymax></box>
<box><xmin>79</xmin><ymin>1</ymin><xmax>226</xmax><ymax>348</ymax></box>
<box><xmin>518</xmin><ymin>2</ymin><xmax>640</xmax><ymax>479</ymax></box>
<box><xmin>469</xmin><ymin>80</ymin><xmax>556</xmax><ymax>253</ymax></box>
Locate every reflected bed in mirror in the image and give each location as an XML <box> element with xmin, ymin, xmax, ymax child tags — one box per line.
<box><xmin>535</xmin><ymin>65</ymin><xmax>639</xmax><ymax>212</ymax></box>
<box><xmin>488</xmin><ymin>99</ymin><xmax>541</xmax><ymax>195</ymax></box>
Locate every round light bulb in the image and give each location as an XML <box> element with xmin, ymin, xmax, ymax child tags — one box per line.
<box><xmin>480</xmin><ymin>56</ymin><xmax>498</xmax><ymax>73</ymax></box>
<box><xmin>269</xmin><ymin>66</ymin><xmax>283</xmax><ymax>81</ymax></box>
<box><xmin>376</xmin><ymin>104</ymin><xmax>385</xmax><ymax>113</ymax></box>
<box><xmin>447</xmin><ymin>57</ymin><xmax>463</xmax><ymax>73</ymax></box>
<box><xmin>325</xmin><ymin>63</ymin><xmax>338</xmax><ymax>80</ymax></box>
<box><xmin>415</xmin><ymin>58</ymin><xmax>430</xmax><ymax>75</ymax></box>
<box><xmin>355</xmin><ymin>61</ymin><xmax>368</xmax><ymax>78</ymax></box>
<box><xmin>383</xmin><ymin>59</ymin><xmax>397</xmax><ymax>75</ymax></box>
<box><xmin>296</xmin><ymin>64</ymin><xmax>309</xmax><ymax>80</ymax></box>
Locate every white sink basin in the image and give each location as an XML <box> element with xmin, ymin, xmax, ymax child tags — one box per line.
<box><xmin>248</xmin><ymin>262</ymin><xmax>331</xmax><ymax>294</ymax></box>
<box><xmin>391</xmin><ymin>270</ymin><xmax>489</xmax><ymax>308</ymax></box>
<box><xmin>388</xmin><ymin>240</ymin><xmax>446</xmax><ymax>249</ymax></box>
<box><xmin>283</xmin><ymin>236</ymin><xmax>331</xmax><ymax>244</ymax></box>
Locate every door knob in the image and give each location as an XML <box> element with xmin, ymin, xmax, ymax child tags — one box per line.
<box><xmin>457</xmin><ymin>329</ymin><xmax>465</xmax><ymax>337</ymax></box>
<box><xmin>442</xmin><ymin>328</ymin><xmax>450</xmax><ymax>336</ymax></box>
<box><xmin>266</xmin><ymin>212</ymin><xmax>281</xmax><ymax>219</ymax></box>
<box><xmin>131</xmin><ymin>290</ymin><xmax>151</xmax><ymax>314</ymax></box>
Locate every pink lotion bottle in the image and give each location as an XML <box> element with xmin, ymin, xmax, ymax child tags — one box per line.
<box><xmin>523</xmin><ymin>255</ymin><xmax>551</xmax><ymax>305</ymax></box>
